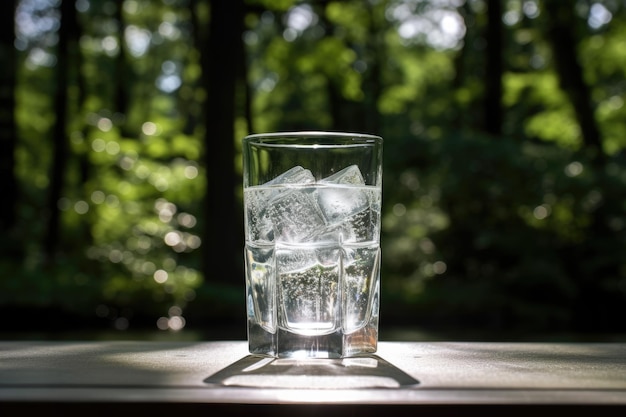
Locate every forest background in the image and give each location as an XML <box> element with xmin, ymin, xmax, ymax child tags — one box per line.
<box><xmin>1</xmin><ymin>0</ymin><xmax>625</xmax><ymax>340</ymax></box>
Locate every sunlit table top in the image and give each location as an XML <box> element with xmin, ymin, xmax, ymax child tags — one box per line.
<box><xmin>1</xmin><ymin>340</ymin><xmax>625</xmax><ymax>415</ymax></box>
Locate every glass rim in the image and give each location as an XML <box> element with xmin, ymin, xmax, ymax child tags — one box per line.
<box><xmin>243</xmin><ymin>130</ymin><xmax>382</xmax><ymax>143</ymax></box>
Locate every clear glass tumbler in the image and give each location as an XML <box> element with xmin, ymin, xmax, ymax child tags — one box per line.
<box><xmin>242</xmin><ymin>131</ymin><xmax>383</xmax><ymax>358</ymax></box>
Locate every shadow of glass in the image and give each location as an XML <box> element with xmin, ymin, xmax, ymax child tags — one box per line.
<box><xmin>204</xmin><ymin>355</ymin><xmax>419</xmax><ymax>389</ymax></box>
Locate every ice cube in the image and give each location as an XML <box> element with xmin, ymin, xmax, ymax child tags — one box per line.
<box><xmin>266</xmin><ymin>165</ymin><xmax>315</xmax><ymax>186</ymax></box>
<box><xmin>268</xmin><ymin>188</ymin><xmax>326</xmax><ymax>243</ymax></box>
<box><xmin>319</xmin><ymin>165</ymin><xmax>365</xmax><ymax>185</ymax></box>
<box><xmin>315</xmin><ymin>186</ymin><xmax>369</xmax><ymax>225</ymax></box>
<box><xmin>316</xmin><ymin>165</ymin><xmax>369</xmax><ymax>225</ymax></box>
<box><xmin>305</xmin><ymin>208</ymin><xmax>374</xmax><ymax>244</ymax></box>
<box><xmin>314</xmin><ymin>165</ymin><xmax>378</xmax><ymax>243</ymax></box>
<box><xmin>245</xmin><ymin>188</ymin><xmax>274</xmax><ymax>242</ymax></box>
<box><xmin>275</xmin><ymin>244</ymin><xmax>318</xmax><ymax>274</ymax></box>
<box><xmin>245</xmin><ymin>166</ymin><xmax>316</xmax><ymax>243</ymax></box>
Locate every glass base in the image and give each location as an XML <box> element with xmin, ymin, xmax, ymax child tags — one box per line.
<box><xmin>248</xmin><ymin>321</ymin><xmax>378</xmax><ymax>358</ymax></box>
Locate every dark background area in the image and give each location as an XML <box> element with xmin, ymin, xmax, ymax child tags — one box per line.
<box><xmin>1</xmin><ymin>0</ymin><xmax>625</xmax><ymax>342</ymax></box>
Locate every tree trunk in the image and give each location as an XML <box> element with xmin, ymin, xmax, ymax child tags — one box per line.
<box><xmin>483</xmin><ymin>0</ymin><xmax>503</xmax><ymax>136</ymax></box>
<box><xmin>43</xmin><ymin>0</ymin><xmax>80</xmax><ymax>262</ymax></box>
<box><xmin>0</xmin><ymin>0</ymin><xmax>18</xmax><ymax>251</ymax></box>
<box><xmin>321</xmin><ymin>4</ymin><xmax>380</xmax><ymax>134</ymax></box>
<box><xmin>543</xmin><ymin>1</ymin><xmax>604</xmax><ymax>159</ymax></box>
<box><xmin>196</xmin><ymin>0</ymin><xmax>245</xmax><ymax>284</ymax></box>
<box><xmin>114</xmin><ymin>0</ymin><xmax>131</xmax><ymax>136</ymax></box>
<box><xmin>543</xmin><ymin>2</ymin><xmax>619</xmax><ymax>332</ymax></box>
<box><xmin>74</xmin><ymin>0</ymin><xmax>93</xmax><ymax>247</ymax></box>
<box><xmin>451</xmin><ymin>1</ymin><xmax>471</xmax><ymax>130</ymax></box>
<box><xmin>363</xmin><ymin>2</ymin><xmax>383</xmax><ymax>135</ymax></box>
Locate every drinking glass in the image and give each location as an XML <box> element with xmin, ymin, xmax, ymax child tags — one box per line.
<box><xmin>242</xmin><ymin>131</ymin><xmax>383</xmax><ymax>358</ymax></box>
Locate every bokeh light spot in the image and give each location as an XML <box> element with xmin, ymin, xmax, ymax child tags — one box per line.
<box><xmin>565</xmin><ymin>161</ymin><xmax>583</xmax><ymax>177</ymax></box>
<box><xmin>91</xmin><ymin>190</ymin><xmax>106</xmax><ymax>204</ymax></box>
<box><xmin>92</xmin><ymin>138</ymin><xmax>106</xmax><ymax>152</ymax></box>
<box><xmin>177</xmin><ymin>213</ymin><xmax>197</xmax><ymax>228</ymax></box>
<box><xmin>108</xmin><ymin>249</ymin><xmax>123</xmax><ymax>263</ymax></box>
<box><xmin>114</xmin><ymin>317</ymin><xmax>129</xmax><ymax>330</ymax></box>
<box><xmin>153</xmin><ymin>269</ymin><xmax>168</xmax><ymax>283</ymax></box>
<box><xmin>142</xmin><ymin>121</ymin><xmax>158</xmax><ymax>135</ymax></box>
<box><xmin>184</xmin><ymin>165</ymin><xmax>198</xmax><ymax>179</ymax></box>
<box><xmin>533</xmin><ymin>204</ymin><xmax>551</xmax><ymax>220</ymax></box>
<box><xmin>74</xmin><ymin>200</ymin><xmax>89</xmax><ymax>214</ymax></box>
<box><xmin>97</xmin><ymin>117</ymin><xmax>113</xmax><ymax>131</ymax></box>
<box><xmin>168</xmin><ymin>315</ymin><xmax>185</xmax><ymax>331</ymax></box>
<box><xmin>433</xmin><ymin>261</ymin><xmax>447</xmax><ymax>275</ymax></box>
<box><xmin>156</xmin><ymin>317</ymin><xmax>169</xmax><ymax>330</ymax></box>
<box><xmin>392</xmin><ymin>203</ymin><xmax>406</xmax><ymax>217</ymax></box>
<box><xmin>186</xmin><ymin>235</ymin><xmax>201</xmax><ymax>250</ymax></box>
<box><xmin>105</xmin><ymin>140</ymin><xmax>121</xmax><ymax>155</ymax></box>
<box><xmin>164</xmin><ymin>231</ymin><xmax>182</xmax><ymax>246</ymax></box>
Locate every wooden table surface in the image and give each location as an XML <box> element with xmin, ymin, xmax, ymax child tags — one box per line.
<box><xmin>1</xmin><ymin>340</ymin><xmax>625</xmax><ymax>416</ymax></box>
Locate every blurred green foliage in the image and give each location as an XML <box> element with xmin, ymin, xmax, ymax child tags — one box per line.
<box><xmin>1</xmin><ymin>0</ymin><xmax>625</xmax><ymax>337</ymax></box>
